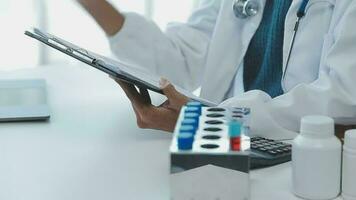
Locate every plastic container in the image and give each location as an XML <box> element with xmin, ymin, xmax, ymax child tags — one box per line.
<box><xmin>342</xmin><ymin>130</ymin><xmax>356</xmax><ymax>200</ymax></box>
<box><xmin>292</xmin><ymin>115</ymin><xmax>342</xmax><ymax>200</ymax></box>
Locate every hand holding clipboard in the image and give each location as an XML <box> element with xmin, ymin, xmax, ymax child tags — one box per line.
<box><xmin>25</xmin><ymin>28</ymin><xmax>216</xmax><ymax>107</ymax></box>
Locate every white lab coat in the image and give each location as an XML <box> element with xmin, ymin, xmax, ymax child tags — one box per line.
<box><xmin>109</xmin><ymin>0</ymin><xmax>356</xmax><ymax>139</ymax></box>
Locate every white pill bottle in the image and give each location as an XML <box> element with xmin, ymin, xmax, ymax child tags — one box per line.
<box><xmin>292</xmin><ymin>115</ymin><xmax>342</xmax><ymax>200</ymax></box>
<box><xmin>342</xmin><ymin>130</ymin><xmax>356</xmax><ymax>200</ymax></box>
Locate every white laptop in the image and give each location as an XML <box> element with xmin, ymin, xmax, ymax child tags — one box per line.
<box><xmin>0</xmin><ymin>79</ymin><xmax>50</xmax><ymax>122</ymax></box>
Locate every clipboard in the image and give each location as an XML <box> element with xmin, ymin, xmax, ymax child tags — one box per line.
<box><xmin>25</xmin><ymin>28</ymin><xmax>217</xmax><ymax>106</ymax></box>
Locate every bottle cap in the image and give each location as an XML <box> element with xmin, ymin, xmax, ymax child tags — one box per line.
<box><xmin>300</xmin><ymin>115</ymin><xmax>334</xmax><ymax>137</ymax></box>
<box><xmin>186</xmin><ymin>101</ymin><xmax>202</xmax><ymax>107</ymax></box>
<box><xmin>184</xmin><ymin>106</ymin><xmax>201</xmax><ymax>115</ymax></box>
<box><xmin>177</xmin><ymin>132</ymin><xmax>194</xmax><ymax>150</ymax></box>
<box><xmin>344</xmin><ymin>130</ymin><xmax>356</xmax><ymax>150</ymax></box>
<box><xmin>184</xmin><ymin>112</ymin><xmax>200</xmax><ymax>119</ymax></box>
<box><xmin>181</xmin><ymin>118</ymin><xmax>199</xmax><ymax>130</ymax></box>
<box><xmin>179</xmin><ymin>125</ymin><xmax>196</xmax><ymax>134</ymax></box>
<box><xmin>229</xmin><ymin>120</ymin><xmax>242</xmax><ymax>137</ymax></box>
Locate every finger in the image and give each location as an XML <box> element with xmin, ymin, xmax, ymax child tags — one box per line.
<box><xmin>149</xmin><ymin>107</ymin><xmax>180</xmax><ymax>132</ymax></box>
<box><xmin>134</xmin><ymin>106</ymin><xmax>179</xmax><ymax>132</ymax></box>
<box><xmin>132</xmin><ymin>106</ymin><xmax>140</xmax><ymax>117</ymax></box>
<box><xmin>132</xmin><ymin>106</ymin><xmax>143</xmax><ymax>125</ymax></box>
<box><xmin>115</xmin><ymin>80</ymin><xmax>148</xmax><ymax>104</ymax></box>
<box><xmin>159</xmin><ymin>78</ymin><xmax>179</xmax><ymax>99</ymax></box>
<box><xmin>158</xmin><ymin>100</ymin><xmax>170</xmax><ymax>108</ymax></box>
<box><xmin>115</xmin><ymin>79</ymin><xmax>137</xmax><ymax>96</ymax></box>
<box><xmin>159</xmin><ymin>78</ymin><xmax>189</xmax><ymax>105</ymax></box>
<box><xmin>114</xmin><ymin>79</ymin><xmax>146</xmax><ymax>108</ymax></box>
<box><xmin>138</xmin><ymin>87</ymin><xmax>152</xmax><ymax>104</ymax></box>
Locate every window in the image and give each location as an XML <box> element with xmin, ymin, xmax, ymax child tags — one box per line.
<box><xmin>0</xmin><ymin>0</ymin><xmax>39</xmax><ymax>70</ymax></box>
<box><xmin>0</xmin><ymin>0</ymin><xmax>199</xmax><ymax>70</ymax></box>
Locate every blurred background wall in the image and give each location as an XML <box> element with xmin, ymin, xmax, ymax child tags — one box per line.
<box><xmin>0</xmin><ymin>0</ymin><xmax>200</xmax><ymax>70</ymax></box>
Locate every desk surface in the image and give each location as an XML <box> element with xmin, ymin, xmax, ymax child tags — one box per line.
<box><xmin>0</xmin><ymin>65</ymin><xmax>341</xmax><ymax>200</ymax></box>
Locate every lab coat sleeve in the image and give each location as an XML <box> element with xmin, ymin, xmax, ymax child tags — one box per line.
<box><xmin>108</xmin><ymin>0</ymin><xmax>221</xmax><ymax>91</ymax></box>
<box><xmin>221</xmin><ymin>2</ymin><xmax>356</xmax><ymax>139</ymax></box>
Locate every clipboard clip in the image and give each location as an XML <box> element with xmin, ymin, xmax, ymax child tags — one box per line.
<box><xmin>31</xmin><ymin>28</ymin><xmax>102</xmax><ymax>66</ymax></box>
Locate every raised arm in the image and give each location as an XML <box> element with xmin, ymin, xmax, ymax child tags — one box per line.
<box><xmin>77</xmin><ymin>0</ymin><xmax>124</xmax><ymax>36</ymax></box>
<box><xmin>78</xmin><ymin>0</ymin><xmax>221</xmax><ymax>91</ymax></box>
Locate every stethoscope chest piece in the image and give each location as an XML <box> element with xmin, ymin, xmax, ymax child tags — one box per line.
<box><xmin>233</xmin><ymin>0</ymin><xmax>260</xmax><ymax>19</ymax></box>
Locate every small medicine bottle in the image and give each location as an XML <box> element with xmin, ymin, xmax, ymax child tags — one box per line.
<box><xmin>342</xmin><ymin>130</ymin><xmax>356</xmax><ymax>200</ymax></box>
<box><xmin>292</xmin><ymin>115</ymin><xmax>342</xmax><ymax>200</ymax></box>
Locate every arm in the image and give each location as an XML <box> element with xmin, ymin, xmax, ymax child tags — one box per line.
<box><xmin>221</xmin><ymin>1</ymin><xmax>356</xmax><ymax>139</ymax></box>
<box><xmin>108</xmin><ymin>0</ymin><xmax>221</xmax><ymax>91</ymax></box>
<box><xmin>78</xmin><ymin>0</ymin><xmax>220</xmax><ymax>132</ymax></box>
<box><xmin>77</xmin><ymin>0</ymin><xmax>124</xmax><ymax>36</ymax></box>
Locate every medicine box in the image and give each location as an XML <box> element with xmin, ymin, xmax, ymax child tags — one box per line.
<box><xmin>170</xmin><ymin>102</ymin><xmax>251</xmax><ymax>200</ymax></box>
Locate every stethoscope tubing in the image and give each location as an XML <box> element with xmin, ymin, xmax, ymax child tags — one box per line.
<box><xmin>283</xmin><ymin>0</ymin><xmax>309</xmax><ymax>81</ymax></box>
<box><xmin>233</xmin><ymin>0</ymin><xmax>310</xmax><ymax>82</ymax></box>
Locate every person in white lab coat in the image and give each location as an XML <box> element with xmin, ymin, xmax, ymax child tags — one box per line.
<box><xmin>78</xmin><ymin>0</ymin><xmax>356</xmax><ymax>139</ymax></box>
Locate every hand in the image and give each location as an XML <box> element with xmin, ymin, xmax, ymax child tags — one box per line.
<box><xmin>114</xmin><ymin>78</ymin><xmax>190</xmax><ymax>132</ymax></box>
<box><xmin>220</xmin><ymin>90</ymin><xmax>298</xmax><ymax>140</ymax></box>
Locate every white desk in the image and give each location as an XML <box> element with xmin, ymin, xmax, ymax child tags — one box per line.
<box><xmin>0</xmin><ymin>65</ymin><xmax>341</xmax><ymax>200</ymax></box>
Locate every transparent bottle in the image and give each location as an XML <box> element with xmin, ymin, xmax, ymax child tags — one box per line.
<box><xmin>292</xmin><ymin>116</ymin><xmax>342</xmax><ymax>200</ymax></box>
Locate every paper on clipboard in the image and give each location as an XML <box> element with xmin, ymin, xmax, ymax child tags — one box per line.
<box><xmin>25</xmin><ymin>28</ymin><xmax>217</xmax><ymax>106</ymax></box>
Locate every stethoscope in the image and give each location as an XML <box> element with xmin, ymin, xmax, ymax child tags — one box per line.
<box><xmin>233</xmin><ymin>0</ymin><xmax>310</xmax><ymax>81</ymax></box>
